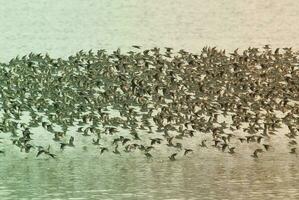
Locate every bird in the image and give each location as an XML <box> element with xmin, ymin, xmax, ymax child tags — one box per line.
<box><xmin>100</xmin><ymin>147</ymin><xmax>108</xmax><ymax>155</ymax></box>
<box><xmin>289</xmin><ymin>140</ymin><xmax>297</xmax><ymax>145</ymax></box>
<box><xmin>0</xmin><ymin>46</ymin><xmax>298</xmax><ymax>162</ymax></box>
<box><xmin>69</xmin><ymin>136</ymin><xmax>74</xmax><ymax>146</ymax></box>
<box><xmin>290</xmin><ymin>148</ymin><xmax>296</xmax><ymax>154</ymax></box>
<box><xmin>145</xmin><ymin>152</ymin><xmax>153</xmax><ymax>159</ymax></box>
<box><xmin>263</xmin><ymin>144</ymin><xmax>270</xmax><ymax>151</ymax></box>
<box><xmin>169</xmin><ymin>153</ymin><xmax>177</xmax><ymax>161</ymax></box>
<box><xmin>36</xmin><ymin>146</ymin><xmax>56</xmax><ymax>158</ymax></box>
<box><xmin>221</xmin><ymin>143</ymin><xmax>228</xmax><ymax>152</ymax></box>
<box><xmin>24</xmin><ymin>144</ymin><xmax>35</xmax><ymax>153</ymax></box>
<box><xmin>212</xmin><ymin>139</ymin><xmax>221</xmax><ymax>147</ymax></box>
<box><xmin>132</xmin><ymin>45</ymin><xmax>141</xmax><ymax>49</ymax></box>
<box><xmin>150</xmin><ymin>138</ymin><xmax>162</xmax><ymax>145</ymax></box>
<box><xmin>257</xmin><ymin>136</ymin><xmax>263</xmax><ymax>143</ymax></box>
<box><xmin>174</xmin><ymin>142</ymin><xmax>182</xmax><ymax>150</ymax></box>
<box><xmin>60</xmin><ymin>136</ymin><xmax>75</xmax><ymax>150</ymax></box>
<box><xmin>165</xmin><ymin>47</ymin><xmax>173</xmax><ymax>52</ymax></box>
<box><xmin>60</xmin><ymin>143</ymin><xmax>67</xmax><ymax>150</ymax></box>
<box><xmin>113</xmin><ymin>145</ymin><xmax>121</xmax><ymax>155</ymax></box>
<box><xmin>239</xmin><ymin>138</ymin><xmax>246</xmax><ymax>143</ymax></box>
<box><xmin>228</xmin><ymin>147</ymin><xmax>235</xmax><ymax>154</ymax></box>
<box><xmin>184</xmin><ymin>148</ymin><xmax>193</xmax><ymax>156</ymax></box>
<box><xmin>251</xmin><ymin>149</ymin><xmax>263</xmax><ymax>158</ymax></box>
<box><xmin>92</xmin><ymin>138</ymin><xmax>100</xmax><ymax>145</ymax></box>
<box><xmin>122</xmin><ymin>138</ymin><xmax>131</xmax><ymax>145</ymax></box>
<box><xmin>199</xmin><ymin>139</ymin><xmax>207</xmax><ymax>148</ymax></box>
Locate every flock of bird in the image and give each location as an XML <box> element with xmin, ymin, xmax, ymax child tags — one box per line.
<box><xmin>0</xmin><ymin>45</ymin><xmax>298</xmax><ymax>161</ymax></box>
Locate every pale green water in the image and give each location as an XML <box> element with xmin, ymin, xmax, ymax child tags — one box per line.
<box><xmin>1</xmin><ymin>151</ymin><xmax>299</xmax><ymax>200</ymax></box>
<box><xmin>1</xmin><ymin>0</ymin><xmax>299</xmax><ymax>199</ymax></box>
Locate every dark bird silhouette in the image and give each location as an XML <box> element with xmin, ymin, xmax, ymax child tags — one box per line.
<box><xmin>199</xmin><ymin>139</ymin><xmax>207</xmax><ymax>148</ymax></box>
<box><xmin>239</xmin><ymin>138</ymin><xmax>246</xmax><ymax>143</ymax></box>
<box><xmin>150</xmin><ymin>138</ymin><xmax>162</xmax><ymax>145</ymax></box>
<box><xmin>113</xmin><ymin>145</ymin><xmax>121</xmax><ymax>155</ymax></box>
<box><xmin>228</xmin><ymin>147</ymin><xmax>235</xmax><ymax>154</ymax></box>
<box><xmin>222</xmin><ymin>143</ymin><xmax>228</xmax><ymax>152</ymax></box>
<box><xmin>169</xmin><ymin>153</ymin><xmax>177</xmax><ymax>161</ymax></box>
<box><xmin>251</xmin><ymin>149</ymin><xmax>263</xmax><ymax>158</ymax></box>
<box><xmin>36</xmin><ymin>146</ymin><xmax>56</xmax><ymax>158</ymax></box>
<box><xmin>92</xmin><ymin>138</ymin><xmax>100</xmax><ymax>145</ymax></box>
<box><xmin>290</xmin><ymin>148</ymin><xmax>296</xmax><ymax>154</ymax></box>
<box><xmin>184</xmin><ymin>148</ymin><xmax>193</xmax><ymax>156</ymax></box>
<box><xmin>69</xmin><ymin>136</ymin><xmax>74</xmax><ymax>146</ymax></box>
<box><xmin>60</xmin><ymin>136</ymin><xmax>75</xmax><ymax>150</ymax></box>
<box><xmin>263</xmin><ymin>144</ymin><xmax>270</xmax><ymax>151</ymax></box>
<box><xmin>100</xmin><ymin>147</ymin><xmax>108</xmax><ymax>155</ymax></box>
<box><xmin>132</xmin><ymin>45</ymin><xmax>141</xmax><ymax>49</ymax></box>
<box><xmin>145</xmin><ymin>152</ymin><xmax>153</xmax><ymax>159</ymax></box>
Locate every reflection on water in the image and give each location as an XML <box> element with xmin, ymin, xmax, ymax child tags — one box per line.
<box><xmin>1</xmin><ymin>153</ymin><xmax>299</xmax><ymax>200</ymax></box>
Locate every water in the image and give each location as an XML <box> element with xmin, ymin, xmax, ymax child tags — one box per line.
<box><xmin>1</xmin><ymin>0</ymin><xmax>299</xmax><ymax>199</ymax></box>
<box><xmin>1</xmin><ymin>151</ymin><xmax>299</xmax><ymax>200</ymax></box>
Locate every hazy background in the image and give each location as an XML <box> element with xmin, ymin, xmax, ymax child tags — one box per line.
<box><xmin>0</xmin><ymin>0</ymin><xmax>299</xmax><ymax>61</ymax></box>
<box><xmin>1</xmin><ymin>1</ymin><xmax>299</xmax><ymax>199</ymax></box>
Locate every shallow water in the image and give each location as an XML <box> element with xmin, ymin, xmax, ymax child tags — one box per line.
<box><xmin>1</xmin><ymin>0</ymin><xmax>299</xmax><ymax>199</ymax></box>
<box><xmin>1</xmin><ymin>151</ymin><xmax>299</xmax><ymax>200</ymax></box>
<box><xmin>1</xmin><ymin>124</ymin><xmax>299</xmax><ymax>200</ymax></box>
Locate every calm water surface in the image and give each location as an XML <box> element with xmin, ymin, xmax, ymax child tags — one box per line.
<box><xmin>1</xmin><ymin>0</ymin><xmax>299</xmax><ymax>199</ymax></box>
<box><xmin>1</xmin><ymin>151</ymin><xmax>299</xmax><ymax>200</ymax></box>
